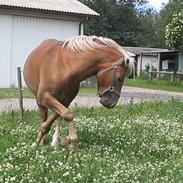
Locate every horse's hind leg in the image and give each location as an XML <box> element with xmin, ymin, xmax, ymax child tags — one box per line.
<box><xmin>38</xmin><ymin>105</ymin><xmax>48</xmax><ymax>145</ymax></box>
<box><xmin>51</xmin><ymin>118</ymin><xmax>61</xmax><ymax>147</ymax></box>
<box><xmin>32</xmin><ymin>112</ymin><xmax>59</xmax><ymax>148</ymax></box>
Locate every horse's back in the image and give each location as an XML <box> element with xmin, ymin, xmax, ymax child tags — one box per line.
<box><xmin>23</xmin><ymin>39</ymin><xmax>63</xmax><ymax>95</ymax></box>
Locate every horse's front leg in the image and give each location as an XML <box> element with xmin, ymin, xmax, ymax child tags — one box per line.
<box><xmin>61</xmin><ymin>120</ymin><xmax>78</xmax><ymax>151</ymax></box>
<box><xmin>36</xmin><ymin>92</ymin><xmax>78</xmax><ymax>150</ymax></box>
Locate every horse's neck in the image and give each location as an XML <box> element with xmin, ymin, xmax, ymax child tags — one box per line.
<box><xmin>73</xmin><ymin>57</ymin><xmax>100</xmax><ymax>82</ymax></box>
<box><xmin>68</xmin><ymin>49</ymin><xmax>121</xmax><ymax>82</ymax></box>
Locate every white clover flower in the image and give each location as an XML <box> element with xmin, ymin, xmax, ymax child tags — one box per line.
<box><xmin>63</xmin><ymin>171</ymin><xmax>70</xmax><ymax>177</ymax></box>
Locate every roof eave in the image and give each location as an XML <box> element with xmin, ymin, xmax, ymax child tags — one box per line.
<box><xmin>0</xmin><ymin>6</ymin><xmax>98</xmax><ymax>21</ymax></box>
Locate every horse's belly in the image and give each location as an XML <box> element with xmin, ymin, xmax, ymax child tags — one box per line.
<box><xmin>56</xmin><ymin>85</ymin><xmax>80</xmax><ymax>107</ymax></box>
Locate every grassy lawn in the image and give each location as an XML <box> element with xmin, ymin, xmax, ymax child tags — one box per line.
<box><xmin>0</xmin><ymin>87</ymin><xmax>97</xmax><ymax>99</ymax></box>
<box><xmin>124</xmin><ymin>78</ymin><xmax>183</xmax><ymax>93</ymax></box>
<box><xmin>0</xmin><ymin>77</ymin><xmax>183</xmax><ymax>100</ymax></box>
<box><xmin>0</xmin><ymin>100</ymin><xmax>183</xmax><ymax>182</ymax></box>
<box><xmin>0</xmin><ymin>87</ymin><xmax>35</xmax><ymax>99</ymax></box>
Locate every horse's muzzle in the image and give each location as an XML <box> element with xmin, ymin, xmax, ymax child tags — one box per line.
<box><xmin>100</xmin><ymin>91</ymin><xmax>120</xmax><ymax>108</ymax></box>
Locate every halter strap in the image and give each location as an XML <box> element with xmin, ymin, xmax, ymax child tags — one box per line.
<box><xmin>97</xmin><ymin>57</ymin><xmax>125</xmax><ymax>97</ymax></box>
<box><xmin>97</xmin><ymin>57</ymin><xmax>124</xmax><ymax>77</ymax></box>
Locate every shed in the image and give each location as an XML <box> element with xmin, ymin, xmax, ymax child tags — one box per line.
<box><xmin>124</xmin><ymin>47</ymin><xmax>183</xmax><ymax>76</ymax></box>
<box><xmin>0</xmin><ymin>0</ymin><xmax>98</xmax><ymax>87</ymax></box>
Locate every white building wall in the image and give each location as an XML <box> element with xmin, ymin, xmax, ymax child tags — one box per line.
<box><xmin>0</xmin><ymin>14</ymin><xmax>12</xmax><ymax>87</ymax></box>
<box><xmin>0</xmin><ymin>14</ymin><xmax>80</xmax><ymax>87</ymax></box>
<box><xmin>141</xmin><ymin>56</ymin><xmax>158</xmax><ymax>71</ymax></box>
<box><xmin>137</xmin><ymin>55</ymin><xmax>158</xmax><ymax>76</ymax></box>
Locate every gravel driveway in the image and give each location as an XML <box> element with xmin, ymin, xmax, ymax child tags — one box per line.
<box><xmin>1</xmin><ymin>86</ymin><xmax>183</xmax><ymax>112</ymax></box>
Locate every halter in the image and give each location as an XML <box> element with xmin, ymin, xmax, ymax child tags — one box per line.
<box><xmin>97</xmin><ymin>57</ymin><xmax>125</xmax><ymax>97</ymax></box>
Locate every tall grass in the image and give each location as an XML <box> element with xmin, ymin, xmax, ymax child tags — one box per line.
<box><xmin>0</xmin><ymin>100</ymin><xmax>183</xmax><ymax>182</ymax></box>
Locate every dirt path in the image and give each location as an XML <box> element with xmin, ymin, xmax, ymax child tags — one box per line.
<box><xmin>1</xmin><ymin>86</ymin><xmax>183</xmax><ymax>112</ymax></box>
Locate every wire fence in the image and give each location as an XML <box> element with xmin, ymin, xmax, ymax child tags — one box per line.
<box><xmin>1</xmin><ymin>86</ymin><xmax>183</xmax><ymax>112</ymax></box>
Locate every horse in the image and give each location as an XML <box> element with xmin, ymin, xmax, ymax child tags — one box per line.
<box><xmin>23</xmin><ymin>35</ymin><xmax>135</xmax><ymax>150</ymax></box>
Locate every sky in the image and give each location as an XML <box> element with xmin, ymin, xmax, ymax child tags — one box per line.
<box><xmin>148</xmin><ymin>0</ymin><xmax>169</xmax><ymax>11</ymax></box>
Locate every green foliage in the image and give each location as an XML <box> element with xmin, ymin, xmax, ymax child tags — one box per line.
<box><xmin>137</xmin><ymin>71</ymin><xmax>149</xmax><ymax>80</ymax></box>
<box><xmin>79</xmin><ymin>0</ymin><xmax>160</xmax><ymax>47</ymax></box>
<box><xmin>79</xmin><ymin>0</ymin><xmax>183</xmax><ymax>48</ymax></box>
<box><xmin>0</xmin><ymin>100</ymin><xmax>183</xmax><ymax>182</ymax></box>
<box><xmin>136</xmin><ymin>9</ymin><xmax>161</xmax><ymax>47</ymax></box>
<box><xmin>165</xmin><ymin>10</ymin><xmax>183</xmax><ymax>50</ymax></box>
<box><xmin>156</xmin><ymin>0</ymin><xmax>183</xmax><ymax>48</ymax></box>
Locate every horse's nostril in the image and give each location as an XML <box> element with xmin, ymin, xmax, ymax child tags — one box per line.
<box><xmin>100</xmin><ymin>91</ymin><xmax>119</xmax><ymax>108</ymax></box>
<box><xmin>111</xmin><ymin>103</ymin><xmax>116</xmax><ymax>108</ymax></box>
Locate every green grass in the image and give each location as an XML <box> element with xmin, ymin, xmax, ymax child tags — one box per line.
<box><xmin>0</xmin><ymin>100</ymin><xmax>183</xmax><ymax>182</ymax></box>
<box><xmin>0</xmin><ymin>87</ymin><xmax>35</xmax><ymax>99</ymax></box>
<box><xmin>79</xmin><ymin>87</ymin><xmax>97</xmax><ymax>94</ymax></box>
<box><xmin>124</xmin><ymin>78</ymin><xmax>183</xmax><ymax>92</ymax></box>
<box><xmin>0</xmin><ymin>77</ymin><xmax>183</xmax><ymax>100</ymax></box>
<box><xmin>0</xmin><ymin>87</ymin><xmax>97</xmax><ymax>99</ymax></box>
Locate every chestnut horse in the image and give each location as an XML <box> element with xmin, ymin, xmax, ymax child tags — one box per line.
<box><xmin>23</xmin><ymin>35</ymin><xmax>134</xmax><ymax>150</ymax></box>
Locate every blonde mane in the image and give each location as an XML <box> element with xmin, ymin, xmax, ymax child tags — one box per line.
<box><xmin>62</xmin><ymin>35</ymin><xmax>135</xmax><ymax>75</ymax></box>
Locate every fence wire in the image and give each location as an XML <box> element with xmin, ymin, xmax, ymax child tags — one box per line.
<box><xmin>1</xmin><ymin>85</ymin><xmax>183</xmax><ymax>113</ymax></box>
<box><xmin>1</xmin><ymin>71</ymin><xmax>183</xmax><ymax>112</ymax></box>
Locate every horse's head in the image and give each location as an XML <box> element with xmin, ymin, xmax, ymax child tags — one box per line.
<box><xmin>97</xmin><ymin>57</ymin><xmax>133</xmax><ymax>108</ymax></box>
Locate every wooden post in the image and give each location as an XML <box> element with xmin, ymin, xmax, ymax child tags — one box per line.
<box><xmin>170</xmin><ymin>73</ymin><xmax>174</xmax><ymax>84</ymax></box>
<box><xmin>17</xmin><ymin>67</ymin><xmax>24</xmax><ymax>119</ymax></box>
<box><xmin>157</xmin><ymin>53</ymin><xmax>160</xmax><ymax>78</ymax></box>
<box><xmin>139</xmin><ymin>53</ymin><xmax>142</xmax><ymax>76</ymax></box>
<box><xmin>177</xmin><ymin>76</ymin><xmax>181</xmax><ymax>86</ymax></box>
<box><xmin>149</xmin><ymin>71</ymin><xmax>152</xmax><ymax>80</ymax></box>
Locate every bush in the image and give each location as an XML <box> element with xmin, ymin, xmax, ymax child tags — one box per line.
<box><xmin>165</xmin><ymin>10</ymin><xmax>183</xmax><ymax>50</ymax></box>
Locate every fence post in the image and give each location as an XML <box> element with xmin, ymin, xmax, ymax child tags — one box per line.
<box><xmin>17</xmin><ymin>67</ymin><xmax>24</xmax><ymax>119</ymax></box>
<box><xmin>177</xmin><ymin>76</ymin><xmax>181</xmax><ymax>86</ymax></box>
<box><xmin>149</xmin><ymin>71</ymin><xmax>152</xmax><ymax>80</ymax></box>
<box><xmin>170</xmin><ymin>73</ymin><xmax>174</xmax><ymax>84</ymax></box>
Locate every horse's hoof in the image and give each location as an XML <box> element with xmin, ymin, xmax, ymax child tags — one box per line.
<box><xmin>31</xmin><ymin>142</ymin><xmax>38</xmax><ymax>149</ymax></box>
<box><xmin>67</xmin><ymin>144</ymin><xmax>78</xmax><ymax>152</ymax></box>
<box><xmin>40</xmin><ymin>136</ymin><xmax>49</xmax><ymax>145</ymax></box>
<box><xmin>61</xmin><ymin>136</ymin><xmax>70</xmax><ymax>146</ymax></box>
<box><xmin>51</xmin><ymin>140</ymin><xmax>60</xmax><ymax>147</ymax></box>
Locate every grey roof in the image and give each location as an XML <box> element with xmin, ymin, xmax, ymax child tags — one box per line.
<box><xmin>123</xmin><ymin>47</ymin><xmax>170</xmax><ymax>55</ymax></box>
<box><xmin>0</xmin><ymin>0</ymin><xmax>99</xmax><ymax>16</ymax></box>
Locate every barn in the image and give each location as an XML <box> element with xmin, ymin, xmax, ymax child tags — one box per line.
<box><xmin>124</xmin><ymin>47</ymin><xmax>183</xmax><ymax>76</ymax></box>
<box><xmin>0</xmin><ymin>0</ymin><xmax>98</xmax><ymax>88</ymax></box>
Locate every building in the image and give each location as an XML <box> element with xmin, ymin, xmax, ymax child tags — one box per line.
<box><xmin>0</xmin><ymin>0</ymin><xmax>98</xmax><ymax>87</ymax></box>
<box><xmin>124</xmin><ymin>47</ymin><xmax>183</xmax><ymax>76</ymax></box>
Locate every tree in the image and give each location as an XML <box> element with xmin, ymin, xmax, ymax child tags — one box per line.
<box><xmin>136</xmin><ymin>8</ymin><xmax>160</xmax><ymax>47</ymax></box>
<box><xmin>155</xmin><ymin>0</ymin><xmax>183</xmax><ymax>47</ymax></box>
<box><xmin>165</xmin><ymin>10</ymin><xmax>183</xmax><ymax>50</ymax></box>
<box><xmin>79</xmin><ymin>0</ymin><xmax>148</xmax><ymax>46</ymax></box>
